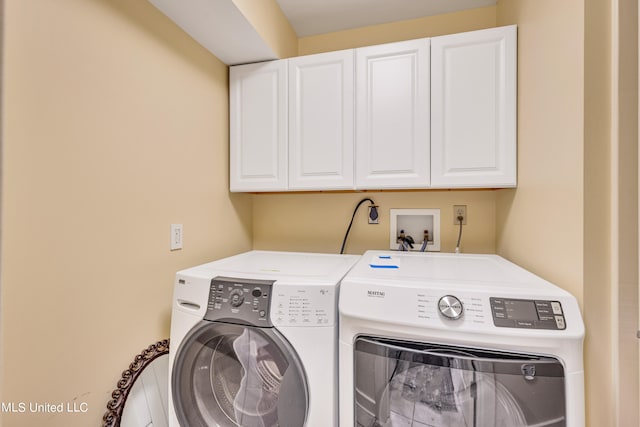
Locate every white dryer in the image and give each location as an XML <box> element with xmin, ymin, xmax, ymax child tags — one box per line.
<box><xmin>168</xmin><ymin>250</ymin><xmax>359</xmax><ymax>427</ymax></box>
<box><xmin>339</xmin><ymin>251</ymin><xmax>585</xmax><ymax>427</ymax></box>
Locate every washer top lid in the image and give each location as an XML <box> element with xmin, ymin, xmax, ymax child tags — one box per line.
<box><xmin>178</xmin><ymin>250</ymin><xmax>360</xmax><ymax>283</ymax></box>
<box><xmin>344</xmin><ymin>250</ymin><xmax>570</xmax><ymax>295</ymax></box>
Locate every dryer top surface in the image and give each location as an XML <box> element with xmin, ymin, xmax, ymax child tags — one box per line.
<box><xmin>343</xmin><ymin>251</ymin><xmax>570</xmax><ymax>296</ymax></box>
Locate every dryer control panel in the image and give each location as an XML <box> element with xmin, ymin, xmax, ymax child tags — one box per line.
<box><xmin>490</xmin><ymin>297</ymin><xmax>566</xmax><ymax>330</ymax></box>
<box><xmin>204</xmin><ymin>276</ymin><xmax>274</xmax><ymax>327</ymax></box>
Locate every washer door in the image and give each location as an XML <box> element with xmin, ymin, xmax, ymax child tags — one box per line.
<box><xmin>172</xmin><ymin>321</ymin><xmax>308</xmax><ymax>427</ymax></box>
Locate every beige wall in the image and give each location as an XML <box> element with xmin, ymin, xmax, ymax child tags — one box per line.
<box><xmin>495</xmin><ymin>0</ymin><xmax>585</xmax><ymax>301</ymax></box>
<box><xmin>0</xmin><ymin>0</ymin><xmax>251</xmax><ymax>426</ymax></box>
<box><xmin>253</xmin><ymin>191</ymin><xmax>497</xmax><ymax>254</ymax></box>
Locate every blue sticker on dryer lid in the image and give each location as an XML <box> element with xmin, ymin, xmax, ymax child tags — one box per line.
<box><xmin>369</xmin><ymin>255</ymin><xmax>398</xmax><ymax>268</ymax></box>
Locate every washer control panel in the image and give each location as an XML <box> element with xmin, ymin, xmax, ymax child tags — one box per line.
<box><xmin>271</xmin><ymin>285</ymin><xmax>336</xmax><ymax>327</ymax></box>
<box><xmin>490</xmin><ymin>297</ymin><xmax>566</xmax><ymax>330</ymax></box>
<box><xmin>204</xmin><ymin>276</ymin><xmax>274</xmax><ymax>326</ymax></box>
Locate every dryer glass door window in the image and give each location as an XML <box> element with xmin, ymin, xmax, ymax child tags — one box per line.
<box><xmin>353</xmin><ymin>336</ymin><xmax>566</xmax><ymax>427</ymax></box>
<box><xmin>172</xmin><ymin>321</ymin><xmax>308</xmax><ymax>427</ymax></box>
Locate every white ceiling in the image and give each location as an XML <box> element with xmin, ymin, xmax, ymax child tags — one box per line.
<box><xmin>275</xmin><ymin>0</ymin><xmax>497</xmax><ymax>37</ymax></box>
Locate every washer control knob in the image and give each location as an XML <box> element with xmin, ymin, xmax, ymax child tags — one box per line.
<box><xmin>229</xmin><ymin>289</ymin><xmax>245</xmax><ymax>307</ymax></box>
<box><xmin>438</xmin><ymin>295</ymin><xmax>464</xmax><ymax>320</ymax></box>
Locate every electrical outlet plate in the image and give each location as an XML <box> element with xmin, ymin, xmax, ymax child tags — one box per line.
<box><xmin>453</xmin><ymin>205</ymin><xmax>467</xmax><ymax>225</ymax></box>
<box><xmin>389</xmin><ymin>209</ymin><xmax>441</xmax><ymax>252</ymax></box>
<box><xmin>368</xmin><ymin>205</ymin><xmax>379</xmax><ymax>224</ymax></box>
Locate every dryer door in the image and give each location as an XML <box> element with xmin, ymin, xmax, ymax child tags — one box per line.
<box><xmin>354</xmin><ymin>336</ymin><xmax>566</xmax><ymax>427</ymax></box>
<box><xmin>172</xmin><ymin>321</ymin><xmax>308</xmax><ymax>427</ymax></box>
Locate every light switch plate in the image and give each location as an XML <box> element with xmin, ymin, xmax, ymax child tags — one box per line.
<box><xmin>170</xmin><ymin>224</ymin><xmax>183</xmax><ymax>250</ymax></box>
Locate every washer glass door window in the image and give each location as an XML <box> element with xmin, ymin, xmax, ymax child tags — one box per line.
<box><xmin>353</xmin><ymin>336</ymin><xmax>566</xmax><ymax>427</ymax></box>
<box><xmin>172</xmin><ymin>321</ymin><xmax>308</xmax><ymax>427</ymax></box>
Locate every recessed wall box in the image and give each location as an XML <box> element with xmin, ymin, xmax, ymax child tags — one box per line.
<box><xmin>389</xmin><ymin>209</ymin><xmax>441</xmax><ymax>252</ymax></box>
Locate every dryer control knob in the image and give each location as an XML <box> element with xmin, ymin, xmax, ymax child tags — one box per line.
<box><xmin>438</xmin><ymin>295</ymin><xmax>464</xmax><ymax>320</ymax></box>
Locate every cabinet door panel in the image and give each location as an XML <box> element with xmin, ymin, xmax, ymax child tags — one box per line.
<box><xmin>230</xmin><ymin>61</ymin><xmax>287</xmax><ymax>192</ymax></box>
<box><xmin>431</xmin><ymin>25</ymin><xmax>517</xmax><ymax>188</ymax></box>
<box><xmin>289</xmin><ymin>50</ymin><xmax>354</xmax><ymax>190</ymax></box>
<box><xmin>356</xmin><ymin>39</ymin><xmax>430</xmax><ymax>189</ymax></box>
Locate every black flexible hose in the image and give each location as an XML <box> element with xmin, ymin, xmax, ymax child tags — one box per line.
<box><xmin>340</xmin><ymin>198</ymin><xmax>375</xmax><ymax>254</ymax></box>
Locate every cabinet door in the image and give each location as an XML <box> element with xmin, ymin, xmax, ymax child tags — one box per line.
<box><xmin>431</xmin><ymin>25</ymin><xmax>517</xmax><ymax>188</ymax></box>
<box><xmin>288</xmin><ymin>50</ymin><xmax>354</xmax><ymax>190</ymax></box>
<box><xmin>230</xmin><ymin>61</ymin><xmax>287</xmax><ymax>192</ymax></box>
<box><xmin>355</xmin><ymin>39</ymin><xmax>430</xmax><ymax>189</ymax></box>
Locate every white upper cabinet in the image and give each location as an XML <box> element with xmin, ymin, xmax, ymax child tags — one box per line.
<box><xmin>430</xmin><ymin>25</ymin><xmax>517</xmax><ymax>188</ymax></box>
<box><xmin>230</xmin><ymin>61</ymin><xmax>288</xmax><ymax>192</ymax></box>
<box><xmin>288</xmin><ymin>50</ymin><xmax>355</xmax><ymax>190</ymax></box>
<box><xmin>355</xmin><ymin>39</ymin><xmax>431</xmax><ymax>189</ymax></box>
<box><xmin>229</xmin><ymin>25</ymin><xmax>517</xmax><ymax>192</ymax></box>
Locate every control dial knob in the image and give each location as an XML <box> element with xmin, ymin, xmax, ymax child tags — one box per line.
<box><xmin>438</xmin><ymin>295</ymin><xmax>464</xmax><ymax>320</ymax></box>
<box><xmin>229</xmin><ymin>289</ymin><xmax>245</xmax><ymax>307</ymax></box>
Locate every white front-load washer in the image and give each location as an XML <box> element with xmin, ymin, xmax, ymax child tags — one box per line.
<box><xmin>168</xmin><ymin>250</ymin><xmax>359</xmax><ymax>427</ymax></box>
<box><xmin>339</xmin><ymin>251</ymin><xmax>585</xmax><ymax>427</ymax></box>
